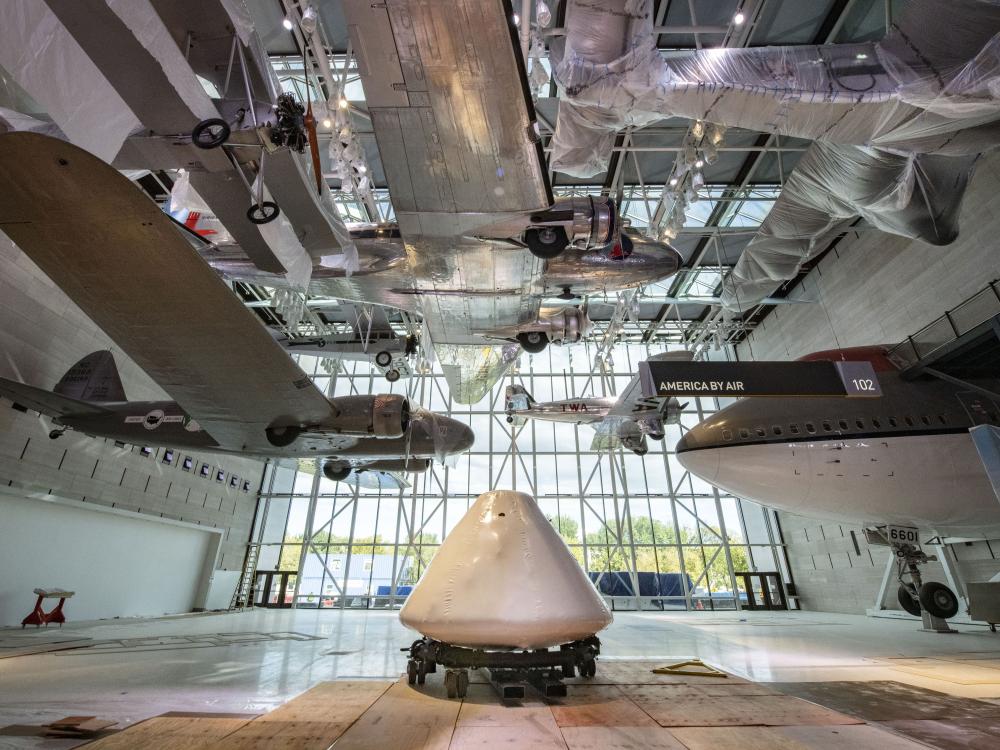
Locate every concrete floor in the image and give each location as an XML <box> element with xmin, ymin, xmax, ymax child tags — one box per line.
<box><xmin>1</xmin><ymin>609</ymin><xmax>999</xmax><ymax>747</ymax></box>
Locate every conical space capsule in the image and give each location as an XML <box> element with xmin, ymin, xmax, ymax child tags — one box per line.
<box><xmin>399</xmin><ymin>490</ymin><xmax>612</xmax><ymax>649</ymax></box>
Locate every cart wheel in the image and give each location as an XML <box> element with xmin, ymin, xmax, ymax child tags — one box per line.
<box><xmin>406</xmin><ymin>659</ymin><xmax>417</xmax><ymax>685</ymax></box>
<box><xmin>445</xmin><ymin>670</ymin><xmax>458</xmax><ymax>699</ymax></box>
<box><xmin>457</xmin><ymin>670</ymin><xmax>469</xmax><ymax>699</ymax></box>
<box><xmin>192</xmin><ymin>118</ymin><xmax>231</xmax><ymax>149</ymax></box>
<box><xmin>417</xmin><ymin>659</ymin><xmax>427</xmax><ymax>685</ymax></box>
<box><xmin>247</xmin><ymin>201</ymin><xmax>280</xmax><ymax>225</ymax></box>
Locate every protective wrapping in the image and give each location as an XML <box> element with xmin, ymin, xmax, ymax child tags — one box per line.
<box><xmin>720</xmin><ymin>143</ymin><xmax>979</xmax><ymax>312</ymax></box>
<box><xmin>167</xmin><ymin>170</ymin><xmax>236</xmax><ymax>245</ymax></box>
<box><xmin>0</xmin><ymin>0</ymin><xmax>139</xmax><ymax>162</ymax></box>
<box><xmin>251</xmin><ymin>176</ymin><xmax>315</xmax><ymax>291</ymax></box>
<box><xmin>399</xmin><ymin>490</ymin><xmax>612</xmax><ymax>649</ymax></box>
<box><xmin>551</xmin><ymin>0</ymin><xmax>1000</xmax><ymax>176</ymax></box>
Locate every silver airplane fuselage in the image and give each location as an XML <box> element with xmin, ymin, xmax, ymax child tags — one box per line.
<box><xmin>508</xmin><ymin>397</ymin><xmax>616</xmax><ymax>425</ymax></box>
<box><xmin>676</xmin><ymin>354</ymin><xmax>1000</xmax><ymax>539</ymax></box>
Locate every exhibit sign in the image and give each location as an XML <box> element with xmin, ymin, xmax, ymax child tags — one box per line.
<box><xmin>639</xmin><ymin>359</ymin><xmax>882</xmax><ymax>398</ymax></box>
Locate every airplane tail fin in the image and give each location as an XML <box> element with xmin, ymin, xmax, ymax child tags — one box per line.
<box><xmin>54</xmin><ymin>351</ymin><xmax>127</xmax><ymax>403</ymax></box>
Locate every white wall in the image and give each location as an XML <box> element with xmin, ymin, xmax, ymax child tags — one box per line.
<box><xmin>0</xmin><ymin>491</ymin><xmax>220</xmax><ymax>626</ymax></box>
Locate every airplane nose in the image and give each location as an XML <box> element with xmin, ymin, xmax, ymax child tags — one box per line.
<box><xmin>675</xmin><ymin>426</ymin><xmax>720</xmax><ymax>483</ymax></box>
<box><xmin>453</xmin><ymin>420</ymin><xmax>475</xmax><ymax>452</ymax></box>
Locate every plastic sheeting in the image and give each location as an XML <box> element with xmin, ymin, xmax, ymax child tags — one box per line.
<box><xmin>399</xmin><ymin>490</ymin><xmax>612</xmax><ymax>649</ymax></box>
<box><xmin>167</xmin><ymin>170</ymin><xmax>236</xmax><ymax>246</ymax></box>
<box><xmin>720</xmin><ymin>142</ymin><xmax>979</xmax><ymax>312</ymax></box>
<box><xmin>251</xmin><ymin>175</ymin><xmax>315</xmax><ymax>291</ymax></box>
<box><xmin>0</xmin><ymin>1</ymin><xmax>139</xmax><ymax>162</ymax></box>
<box><xmin>551</xmin><ymin>0</ymin><xmax>1000</xmax><ymax>177</ymax></box>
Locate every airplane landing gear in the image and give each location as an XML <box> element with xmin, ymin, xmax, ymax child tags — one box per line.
<box><xmin>524</xmin><ymin>226</ymin><xmax>568</xmax><ymax>259</ymax></box>
<box><xmin>48</xmin><ymin>428</ymin><xmax>66</xmax><ymax>440</ymax></box>
<box><xmin>517</xmin><ymin>331</ymin><xmax>548</xmax><ymax>354</ymax></box>
<box><xmin>886</xmin><ymin>536</ymin><xmax>960</xmax><ymax>625</ymax></box>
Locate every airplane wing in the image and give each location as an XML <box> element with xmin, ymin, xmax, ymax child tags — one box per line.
<box><xmin>0</xmin><ymin>132</ymin><xmax>334</xmax><ymax>451</ymax></box>
<box><xmin>343</xmin><ymin>0</ymin><xmax>553</xmax><ymax>402</ymax></box>
<box><xmin>589</xmin><ymin>418</ymin><xmax>642</xmax><ymax>453</ymax></box>
<box><xmin>0</xmin><ymin>377</ymin><xmax>110</xmax><ymax>419</ymax></box>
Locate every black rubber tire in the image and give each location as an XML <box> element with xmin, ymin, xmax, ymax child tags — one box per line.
<box><xmin>385</xmin><ymin>369</ymin><xmax>401</xmax><ymax>383</ymax></box>
<box><xmin>48</xmin><ymin>430</ymin><xmax>63</xmax><ymax>440</ymax></box>
<box><xmin>417</xmin><ymin>659</ymin><xmax>427</xmax><ymax>685</ymax></box>
<box><xmin>247</xmin><ymin>201</ymin><xmax>280</xmax><ymax>225</ymax></box>
<box><xmin>265</xmin><ymin>425</ymin><xmax>301</xmax><ymax>447</ymax></box>
<box><xmin>897</xmin><ymin>584</ymin><xmax>922</xmax><ymax>616</ymax></box>
<box><xmin>582</xmin><ymin>658</ymin><xmax>596</xmax><ymax>678</ymax></box>
<box><xmin>506</xmin><ymin>415</ymin><xmax>514</xmax><ymax>424</ymax></box>
<box><xmin>456</xmin><ymin>670</ymin><xmax>469</xmax><ymax>699</ymax></box>
<box><xmin>517</xmin><ymin>331</ymin><xmax>548</xmax><ymax>354</ymax></box>
<box><xmin>323</xmin><ymin>465</ymin><xmax>352</xmax><ymax>482</ymax></box>
<box><xmin>407</xmin><ymin>660</ymin><xmax>417</xmax><ymax>685</ymax></box>
<box><xmin>445</xmin><ymin>671</ymin><xmax>457</xmax><ymax>699</ymax></box>
<box><xmin>375</xmin><ymin>350</ymin><xmax>393</xmax><ymax>367</ymax></box>
<box><xmin>192</xmin><ymin>118</ymin><xmax>230</xmax><ymax>149</ymax></box>
<box><xmin>919</xmin><ymin>581</ymin><xmax>959</xmax><ymax>619</ymax></box>
<box><xmin>525</xmin><ymin>226</ymin><xmax>568</xmax><ymax>259</ymax></box>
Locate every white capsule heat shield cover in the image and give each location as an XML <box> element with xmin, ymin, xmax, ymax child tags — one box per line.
<box><xmin>399</xmin><ymin>490</ymin><xmax>612</xmax><ymax>649</ymax></box>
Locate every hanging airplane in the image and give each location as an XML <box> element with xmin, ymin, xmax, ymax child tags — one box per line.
<box><xmin>0</xmin><ymin>132</ymin><xmax>474</xmax><ymax>486</ymax></box>
<box><xmin>504</xmin><ymin>353</ymin><xmax>691</xmax><ymax>455</ymax></box>
<box><xmin>675</xmin><ymin>345</ymin><xmax>1000</xmax><ymax>619</ymax></box>
<box><xmin>0</xmin><ymin>0</ymin><xmax>682</xmax><ymax>406</ymax></box>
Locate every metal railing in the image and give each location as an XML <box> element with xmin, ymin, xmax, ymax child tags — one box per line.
<box><xmin>887</xmin><ymin>280</ymin><xmax>1000</xmax><ymax>368</ymax></box>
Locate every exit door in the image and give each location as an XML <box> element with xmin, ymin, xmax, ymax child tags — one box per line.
<box><xmin>735</xmin><ymin>572</ymin><xmax>787</xmax><ymax>610</ymax></box>
<box><xmin>253</xmin><ymin>571</ymin><xmax>297</xmax><ymax>608</ymax></box>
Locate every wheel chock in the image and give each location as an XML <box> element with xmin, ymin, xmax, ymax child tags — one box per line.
<box><xmin>650</xmin><ymin>658</ymin><xmax>727</xmax><ymax>678</ymax></box>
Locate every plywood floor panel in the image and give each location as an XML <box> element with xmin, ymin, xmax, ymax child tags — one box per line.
<box><xmin>879</xmin><ymin>718</ymin><xmax>1000</xmax><ymax>750</ymax></box>
<box><xmin>457</xmin><ymin>684</ymin><xmax>558</xmax><ymax>729</ymax></box>
<box><xmin>83</xmin><ymin>716</ymin><xmax>257</xmax><ymax>749</ymax></box>
<box><xmin>622</xmin><ymin>692</ymin><xmax>861</xmax><ymax>728</ymax></box>
<box><xmin>668</xmin><ymin>726</ymin><xmax>805</xmax><ymax>750</ymax></box>
<box><xmin>560</xmin><ymin>725</ymin><xmax>686</xmax><ymax>749</ymax></box>
<box><xmin>450</xmin><ymin>724</ymin><xmax>567</xmax><ymax>749</ymax></box>
<box><xmin>333</xmin><ymin>679</ymin><xmax>460</xmax><ymax>750</ymax></box>
<box><xmin>777</xmin><ymin>724</ymin><xmax>931</xmax><ymax>749</ymax></box>
<box><xmin>549</xmin><ymin>686</ymin><xmax>656</xmax><ymax>727</ymax></box>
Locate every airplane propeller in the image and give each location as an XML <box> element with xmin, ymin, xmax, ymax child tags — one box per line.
<box><xmin>303</xmin><ymin>100</ymin><xmax>324</xmax><ymax>196</ymax></box>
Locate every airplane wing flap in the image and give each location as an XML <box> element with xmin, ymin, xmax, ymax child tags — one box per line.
<box><xmin>0</xmin><ymin>133</ymin><xmax>334</xmax><ymax>449</ymax></box>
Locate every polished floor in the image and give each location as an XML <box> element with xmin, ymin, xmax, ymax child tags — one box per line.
<box><xmin>1</xmin><ymin>609</ymin><xmax>1000</xmax><ymax>748</ymax></box>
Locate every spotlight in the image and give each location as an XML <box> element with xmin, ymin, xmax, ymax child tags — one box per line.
<box><xmin>733</xmin><ymin>11</ymin><xmax>745</xmax><ymax>25</ymax></box>
<box><xmin>513</xmin><ymin>13</ymin><xmax>520</xmax><ymax>26</ymax></box>
<box><xmin>338</xmin><ymin>97</ymin><xmax>349</xmax><ymax>109</ymax></box>
<box><xmin>282</xmin><ymin>16</ymin><xmax>294</xmax><ymax>30</ymax></box>
<box><xmin>694</xmin><ymin>158</ymin><xmax>704</xmax><ymax>168</ymax></box>
<box><xmin>669</xmin><ymin>177</ymin><xmax>679</xmax><ymax>187</ymax></box>
<box><xmin>322</xmin><ymin>118</ymin><xmax>332</xmax><ymax>128</ymax></box>
<box><xmin>856</xmin><ymin>52</ymin><xmax>869</xmax><ymax>60</ymax></box>
<box><xmin>357</xmin><ymin>164</ymin><xmax>367</xmax><ymax>173</ymax></box>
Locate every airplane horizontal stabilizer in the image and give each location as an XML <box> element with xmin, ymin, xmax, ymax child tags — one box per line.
<box><xmin>0</xmin><ymin>376</ymin><xmax>110</xmax><ymax>419</ymax></box>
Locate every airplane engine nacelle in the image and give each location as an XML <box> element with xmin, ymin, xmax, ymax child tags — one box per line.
<box><xmin>537</xmin><ymin>306</ymin><xmax>590</xmax><ymax>344</ymax></box>
<box><xmin>329</xmin><ymin>394</ymin><xmax>411</xmax><ymax>438</ymax></box>
<box><xmin>661</xmin><ymin>396</ymin><xmax>686</xmax><ymax>425</ymax></box>
<box><xmin>529</xmin><ymin>197</ymin><xmax>615</xmax><ymax>248</ymax></box>
<box><xmin>363</xmin><ymin>458</ymin><xmax>432</xmax><ymax>473</ymax></box>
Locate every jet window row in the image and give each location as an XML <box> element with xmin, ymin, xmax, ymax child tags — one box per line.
<box><xmin>130</xmin><ymin>443</ymin><xmax>252</xmax><ymax>492</ymax></box>
<box><xmin>721</xmin><ymin>413</ymin><xmax>951</xmax><ymax>442</ymax></box>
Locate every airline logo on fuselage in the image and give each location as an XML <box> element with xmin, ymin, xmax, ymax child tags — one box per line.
<box><xmin>660</xmin><ymin>380</ymin><xmax>746</xmax><ymax>392</ymax></box>
<box><xmin>559</xmin><ymin>403</ymin><xmax>590</xmax><ymax>412</ymax></box>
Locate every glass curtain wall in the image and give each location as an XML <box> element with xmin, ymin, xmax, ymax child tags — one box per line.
<box><xmin>248</xmin><ymin>341</ymin><xmax>791</xmax><ymax>611</ymax></box>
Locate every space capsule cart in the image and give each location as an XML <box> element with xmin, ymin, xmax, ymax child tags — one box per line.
<box><xmin>399</xmin><ymin>490</ymin><xmax>613</xmax><ymax>700</ymax></box>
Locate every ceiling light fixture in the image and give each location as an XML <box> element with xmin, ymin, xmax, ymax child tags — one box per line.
<box><xmin>694</xmin><ymin>158</ymin><xmax>704</xmax><ymax>168</ymax></box>
<box><xmin>322</xmin><ymin>118</ymin><xmax>332</xmax><ymax>128</ymax></box>
<box><xmin>282</xmin><ymin>16</ymin><xmax>294</xmax><ymax>30</ymax></box>
<box><xmin>338</xmin><ymin>97</ymin><xmax>349</xmax><ymax>109</ymax></box>
<box><xmin>733</xmin><ymin>11</ymin><xmax>745</xmax><ymax>25</ymax></box>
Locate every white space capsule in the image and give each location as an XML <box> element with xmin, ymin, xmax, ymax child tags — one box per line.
<box><xmin>399</xmin><ymin>490</ymin><xmax>612</xmax><ymax>649</ymax></box>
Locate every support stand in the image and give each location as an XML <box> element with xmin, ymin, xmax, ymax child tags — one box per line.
<box><xmin>921</xmin><ymin>610</ymin><xmax>958</xmax><ymax>633</ymax></box>
<box><xmin>21</xmin><ymin>589</ymin><xmax>74</xmax><ymax>628</ymax></box>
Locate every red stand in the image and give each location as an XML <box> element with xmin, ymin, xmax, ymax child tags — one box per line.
<box><xmin>21</xmin><ymin>593</ymin><xmax>70</xmax><ymax>628</ymax></box>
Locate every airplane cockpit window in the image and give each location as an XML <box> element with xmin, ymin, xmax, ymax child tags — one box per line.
<box><xmin>838</xmin><ymin>419</ymin><xmax>848</xmax><ymax>431</ymax></box>
<box><xmin>722</xmin><ymin>429</ymin><xmax>733</xmax><ymax>441</ymax></box>
<box><xmin>789</xmin><ymin>424</ymin><xmax>800</xmax><ymax>434</ymax></box>
<box><xmin>805</xmin><ymin>422</ymin><xmax>816</xmax><ymax>434</ymax></box>
<box><xmin>822</xmin><ymin>420</ymin><xmax>833</xmax><ymax>432</ymax></box>
<box><xmin>888</xmin><ymin>417</ymin><xmax>898</xmax><ymax>427</ymax></box>
<box><xmin>772</xmin><ymin>426</ymin><xmax>783</xmax><ymax>436</ymax></box>
<box><xmin>872</xmin><ymin>418</ymin><xmax>882</xmax><ymax>428</ymax></box>
<box><xmin>739</xmin><ymin>428</ymin><xmax>750</xmax><ymax>439</ymax></box>
<box><xmin>855</xmin><ymin>419</ymin><xmax>865</xmax><ymax>429</ymax></box>
<box><xmin>755</xmin><ymin>426</ymin><xmax>766</xmax><ymax>437</ymax></box>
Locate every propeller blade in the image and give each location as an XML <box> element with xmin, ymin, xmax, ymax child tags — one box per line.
<box><xmin>304</xmin><ymin>101</ymin><xmax>324</xmax><ymax>196</ymax></box>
